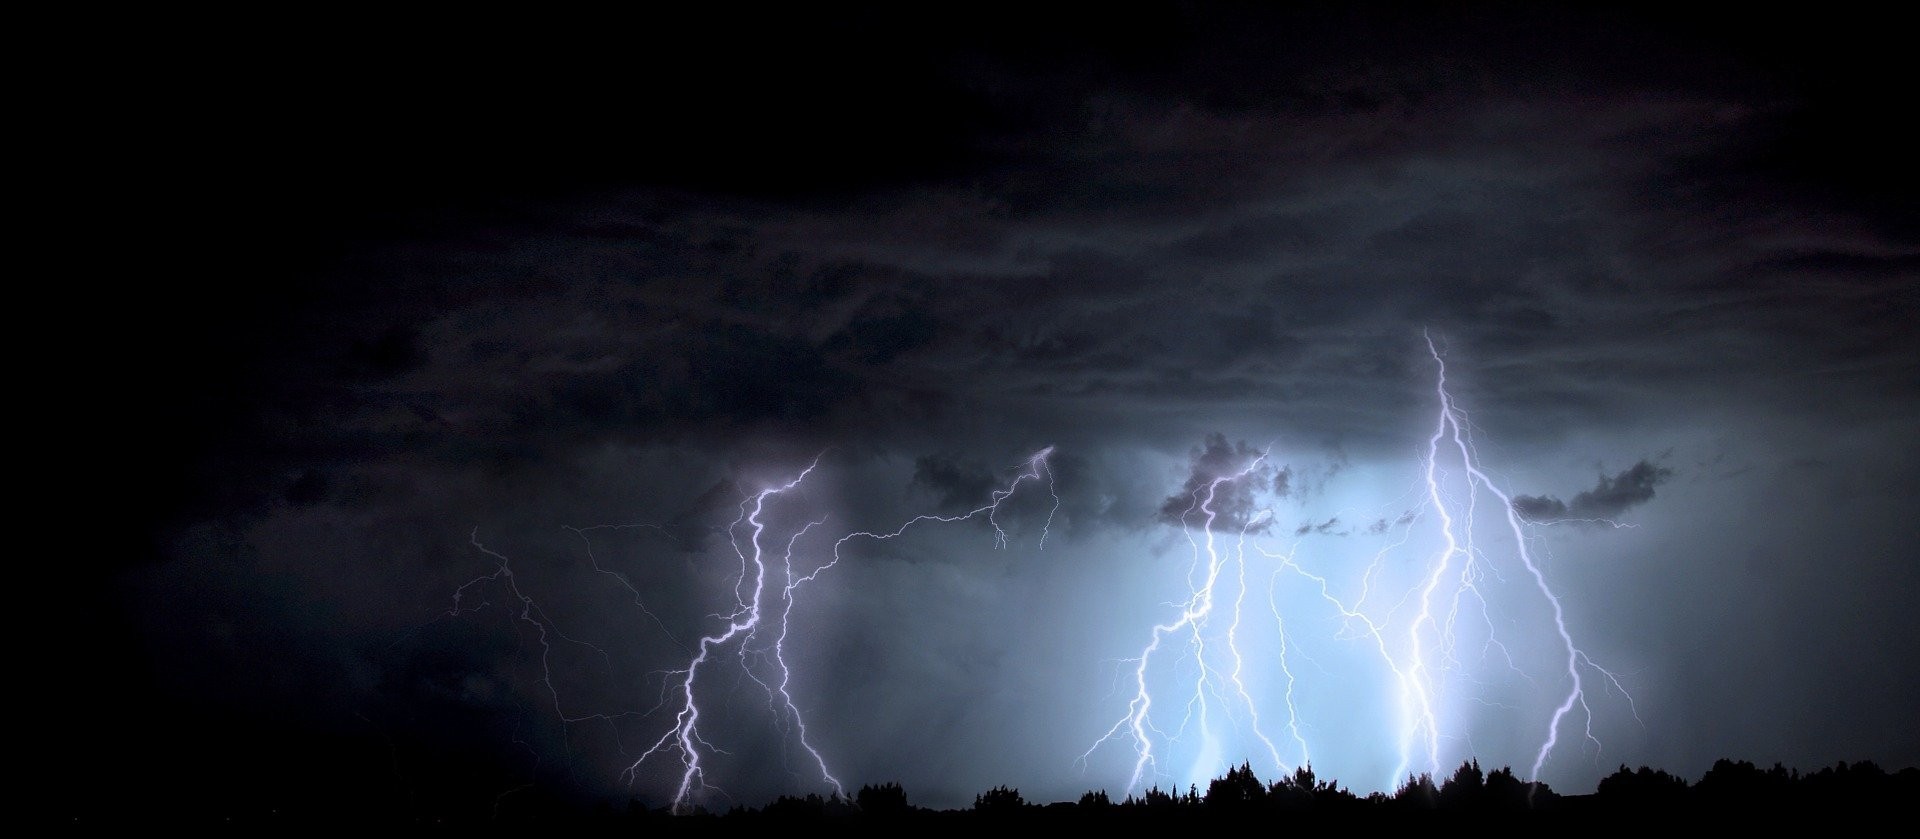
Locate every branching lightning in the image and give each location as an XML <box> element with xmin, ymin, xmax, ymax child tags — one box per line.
<box><xmin>628</xmin><ymin>460</ymin><xmax>824</xmax><ymax>811</ymax></box>
<box><xmin>450</xmin><ymin>447</ymin><xmax>1056</xmax><ymax>813</ymax></box>
<box><xmin>1419</xmin><ymin>332</ymin><xmax>1636</xmax><ymax>784</ymax></box>
<box><xmin>1084</xmin><ymin>333</ymin><xmax>1638</xmax><ymax>798</ymax></box>
<box><xmin>1083</xmin><ymin>450</ymin><xmax>1302</xmax><ymax>789</ymax></box>
<box><xmin>443</xmin><ymin>334</ymin><xmax>1642</xmax><ymax>810</ymax></box>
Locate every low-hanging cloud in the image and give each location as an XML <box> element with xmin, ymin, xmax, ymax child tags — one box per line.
<box><xmin>1159</xmin><ymin>433</ymin><xmax>1276</xmax><ymax>533</ymax></box>
<box><xmin>1512</xmin><ymin>460</ymin><xmax>1675</xmax><ymax>522</ymax></box>
<box><xmin>911</xmin><ymin>454</ymin><xmax>1001</xmax><ymax>514</ymax></box>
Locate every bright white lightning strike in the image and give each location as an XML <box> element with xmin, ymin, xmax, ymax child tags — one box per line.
<box><xmin>445</xmin><ymin>336</ymin><xmax>1637</xmax><ymax>809</ymax></box>
<box><xmin>1084</xmin><ymin>334</ymin><xmax>1637</xmax><ymax>798</ymax></box>
<box><xmin>452</xmin><ymin>447</ymin><xmax>1057</xmax><ymax>814</ymax></box>
<box><xmin>1419</xmin><ymin>333</ymin><xmax>1630</xmax><ymax>783</ymax></box>
<box><xmin>629</xmin><ymin>460</ymin><xmax>824</xmax><ymax>812</ymax></box>
<box><xmin>1083</xmin><ymin>449</ymin><xmax>1303</xmax><ymax>790</ymax></box>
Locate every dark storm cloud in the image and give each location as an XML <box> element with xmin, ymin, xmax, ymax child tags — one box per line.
<box><xmin>1159</xmin><ymin>434</ymin><xmax>1275</xmax><ymax>533</ymax></box>
<box><xmin>344</xmin><ymin>324</ymin><xmax>428</xmax><ymax>379</ymax></box>
<box><xmin>86</xmin><ymin>2</ymin><xmax>1920</xmax><ymax>819</ymax></box>
<box><xmin>1508</xmin><ymin>496</ymin><xmax>1565</xmax><ymax>521</ymax></box>
<box><xmin>1380</xmin><ymin>511</ymin><xmax>1417</xmax><ymax>535</ymax></box>
<box><xmin>657</xmin><ymin>477</ymin><xmax>757</xmax><ymax>555</ymax></box>
<box><xmin>284</xmin><ymin>468</ymin><xmax>329</xmax><ymax>507</ymax></box>
<box><xmin>665</xmin><ymin>324</ymin><xmax>861</xmax><ymax>425</ymax></box>
<box><xmin>825</xmin><ymin>310</ymin><xmax>945</xmax><ymax>365</ymax></box>
<box><xmin>912</xmin><ymin>455</ymin><xmax>1000</xmax><ymax>514</ymax></box>
<box><xmin>1294</xmin><ymin>517</ymin><xmax>1343</xmax><ymax>537</ymax></box>
<box><xmin>1513</xmin><ymin>460</ymin><xmax>1676</xmax><ymax>522</ymax></box>
<box><xmin>232</xmin><ymin>62</ymin><xmax>1905</xmax><ymax>477</ymax></box>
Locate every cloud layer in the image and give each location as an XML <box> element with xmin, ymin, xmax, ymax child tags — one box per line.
<box><xmin>78</xmin><ymin>3</ymin><xmax>1920</xmax><ymax>820</ymax></box>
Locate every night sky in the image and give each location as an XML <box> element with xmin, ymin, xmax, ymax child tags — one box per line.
<box><xmin>76</xmin><ymin>4</ymin><xmax>1916</xmax><ymax>820</ymax></box>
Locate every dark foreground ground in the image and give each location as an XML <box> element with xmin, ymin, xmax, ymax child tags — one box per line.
<box><xmin>64</xmin><ymin>758</ymin><xmax>1919</xmax><ymax>830</ymax></box>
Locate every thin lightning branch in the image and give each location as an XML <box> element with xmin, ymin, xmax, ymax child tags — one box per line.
<box><xmin>456</xmin><ymin>531</ymin><xmax>621</xmax><ymax>729</ymax></box>
<box><xmin>1531</xmin><ymin>518</ymin><xmax>1640</xmax><ymax>529</ymax></box>
<box><xmin>564</xmin><ymin>524</ymin><xmax>683</xmax><ymax>648</ymax></box>
<box><xmin>445</xmin><ymin>449</ymin><xmax>1057</xmax><ymax>812</ymax></box>
<box><xmin>1085</xmin><ymin>334</ymin><xmax>1639</xmax><ymax>800</ymax></box>
<box><xmin>625</xmin><ymin>447</ymin><xmax>1056</xmax><ymax>812</ymax></box>
<box><xmin>1227</xmin><ymin>511</ymin><xmax>1288</xmax><ymax>776</ymax></box>
<box><xmin>443</xmin><ymin>334</ymin><xmax>1644</xmax><ymax>809</ymax></box>
<box><xmin>1418</xmin><ymin>332</ymin><xmax>1638</xmax><ymax>796</ymax></box>
<box><xmin>629</xmin><ymin>461</ymin><xmax>820</xmax><ymax>812</ymax></box>
<box><xmin>1083</xmin><ymin>451</ymin><xmax>1284</xmax><ymax>791</ymax></box>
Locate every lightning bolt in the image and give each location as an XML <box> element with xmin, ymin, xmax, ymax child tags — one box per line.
<box><xmin>627</xmin><ymin>460</ymin><xmax>822</xmax><ymax>812</ymax></box>
<box><xmin>443</xmin><ymin>333</ymin><xmax>1639</xmax><ymax>809</ymax></box>
<box><xmin>1418</xmin><ymin>332</ymin><xmax>1634</xmax><ymax>785</ymax></box>
<box><xmin>1086</xmin><ymin>333</ymin><xmax>1638</xmax><ymax>800</ymax></box>
<box><xmin>629</xmin><ymin>446</ymin><xmax>1057</xmax><ymax>812</ymax></box>
<box><xmin>1083</xmin><ymin>450</ymin><xmax>1298</xmax><ymax>790</ymax></box>
<box><xmin>447</xmin><ymin>447</ymin><xmax>1059</xmax><ymax>813</ymax></box>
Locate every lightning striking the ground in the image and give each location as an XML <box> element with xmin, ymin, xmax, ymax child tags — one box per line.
<box><xmin>1083</xmin><ymin>334</ymin><xmax>1638</xmax><ymax>797</ymax></box>
<box><xmin>449</xmin><ymin>448</ymin><xmax>1057</xmax><ymax>813</ymax></box>
<box><xmin>443</xmin><ymin>336</ymin><xmax>1639</xmax><ymax>810</ymax></box>
<box><xmin>1083</xmin><ymin>450</ymin><xmax>1301</xmax><ymax>790</ymax></box>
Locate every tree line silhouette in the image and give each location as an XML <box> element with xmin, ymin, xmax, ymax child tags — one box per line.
<box><xmin>95</xmin><ymin>755</ymin><xmax>1915</xmax><ymax>827</ymax></box>
<box><xmin>637</xmin><ymin>756</ymin><xmax>1918</xmax><ymax>827</ymax></box>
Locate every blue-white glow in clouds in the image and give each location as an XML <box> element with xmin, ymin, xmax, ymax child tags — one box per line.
<box><xmin>1079</xmin><ymin>335</ymin><xmax>1637</xmax><ymax>797</ymax></box>
<box><xmin>449</xmin><ymin>340</ymin><xmax>1643</xmax><ymax>811</ymax></box>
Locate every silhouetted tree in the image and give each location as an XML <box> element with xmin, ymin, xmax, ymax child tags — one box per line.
<box><xmin>1268</xmin><ymin>763</ymin><xmax>1345</xmax><ymax>810</ymax></box>
<box><xmin>1695</xmin><ymin>758</ymin><xmax>1793</xmax><ymax>809</ymax></box>
<box><xmin>1596</xmin><ymin>764</ymin><xmax>1688</xmax><ymax>808</ymax></box>
<box><xmin>856</xmin><ymin>781</ymin><xmax>910</xmax><ymax>816</ymax></box>
<box><xmin>1205</xmin><ymin>761</ymin><xmax>1266</xmax><ymax>812</ymax></box>
<box><xmin>1438</xmin><ymin>759</ymin><xmax>1485</xmax><ymax>809</ymax></box>
<box><xmin>973</xmin><ymin>785</ymin><xmax>1026</xmax><ymax>814</ymax></box>
<box><xmin>1077</xmin><ymin>789</ymin><xmax>1111</xmax><ymax>809</ymax></box>
<box><xmin>1482</xmin><ymin>765</ymin><xmax>1536</xmax><ymax>809</ymax></box>
<box><xmin>762</xmin><ymin>792</ymin><xmax>829</xmax><ymax>818</ymax></box>
<box><xmin>1394</xmin><ymin>772</ymin><xmax>1439</xmax><ymax>809</ymax></box>
<box><xmin>1131</xmin><ymin>785</ymin><xmax>1178</xmax><ymax>809</ymax></box>
<box><xmin>1803</xmin><ymin>759</ymin><xmax>1892</xmax><ymax>809</ymax></box>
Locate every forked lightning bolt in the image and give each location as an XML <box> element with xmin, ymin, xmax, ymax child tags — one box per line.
<box><xmin>630</xmin><ymin>460</ymin><xmax>825</xmax><ymax>812</ymax></box>
<box><xmin>1418</xmin><ymin>332</ymin><xmax>1634</xmax><ymax>784</ymax></box>
<box><xmin>635</xmin><ymin>446</ymin><xmax>1057</xmax><ymax>812</ymax></box>
<box><xmin>451</xmin><ymin>448</ymin><xmax>1057</xmax><ymax>813</ymax></box>
<box><xmin>445</xmin><ymin>334</ymin><xmax>1637</xmax><ymax>807</ymax></box>
<box><xmin>1083</xmin><ymin>451</ymin><xmax>1303</xmax><ymax>789</ymax></box>
<box><xmin>1085</xmin><ymin>333</ymin><xmax>1637</xmax><ymax>797</ymax></box>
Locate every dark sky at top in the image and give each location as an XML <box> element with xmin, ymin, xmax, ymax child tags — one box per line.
<box><xmin>69</xmin><ymin>3</ymin><xmax>1916</xmax><ymax>820</ymax></box>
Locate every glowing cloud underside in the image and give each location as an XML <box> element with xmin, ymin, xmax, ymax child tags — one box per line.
<box><xmin>454</xmin><ymin>449</ymin><xmax>1058</xmax><ymax>813</ymax></box>
<box><xmin>448</xmin><ymin>338</ymin><xmax>1639</xmax><ymax>810</ymax></box>
<box><xmin>1080</xmin><ymin>333</ymin><xmax>1638</xmax><ymax>796</ymax></box>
